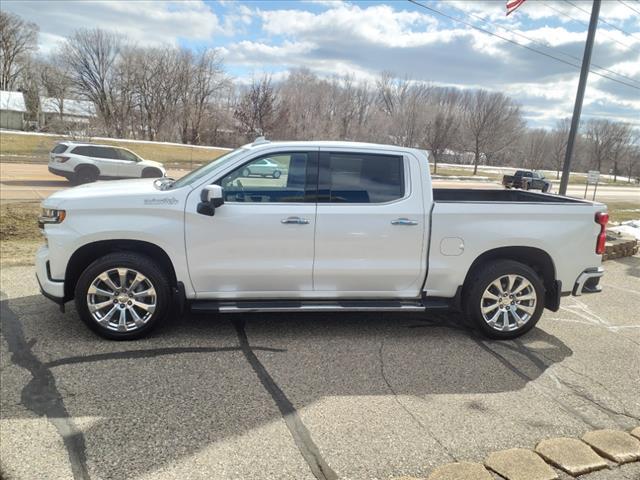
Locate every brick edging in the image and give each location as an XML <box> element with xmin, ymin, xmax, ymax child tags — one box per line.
<box><xmin>394</xmin><ymin>426</ymin><xmax>640</xmax><ymax>480</ymax></box>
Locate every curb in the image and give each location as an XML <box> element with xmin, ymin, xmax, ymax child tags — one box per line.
<box><xmin>393</xmin><ymin>426</ymin><xmax>640</xmax><ymax>480</ymax></box>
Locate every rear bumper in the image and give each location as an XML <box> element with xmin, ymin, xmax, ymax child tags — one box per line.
<box><xmin>573</xmin><ymin>267</ymin><xmax>604</xmax><ymax>296</ymax></box>
<box><xmin>35</xmin><ymin>245</ymin><xmax>65</xmax><ymax>303</ymax></box>
<box><xmin>48</xmin><ymin>165</ymin><xmax>73</xmax><ymax>178</ymax></box>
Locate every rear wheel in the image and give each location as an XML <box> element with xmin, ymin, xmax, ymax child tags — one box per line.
<box><xmin>242</xmin><ymin>168</ymin><xmax>250</xmax><ymax>177</ymax></box>
<box><xmin>273</xmin><ymin>170</ymin><xmax>281</xmax><ymax>179</ymax></box>
<box><xmin>74</xmin><ymin>253</ymin><xmax>171</xmax><ymax>340</ymax></box>
<box><xmin>464</xmin><ymin>260</ymin><xmax>544</xmax><ymax>339</ymax></box>
<box><xmin>74</xmin><ymin>166</ymin><xmax>98</xmax><ymax>184</ymax></box>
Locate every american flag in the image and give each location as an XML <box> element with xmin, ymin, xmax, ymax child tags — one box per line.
<box><xmin>506</xmin><ymin>0</ymin><xmax>527</xmax><ymax>16</ymax></box>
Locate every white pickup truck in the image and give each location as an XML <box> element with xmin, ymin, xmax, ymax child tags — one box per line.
<box><xmin>37</xmin><ymin>139</ymin><xmax>608</xmax><ymax>340</ymax></box>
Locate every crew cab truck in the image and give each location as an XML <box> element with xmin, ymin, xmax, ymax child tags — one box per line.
<box><xmin>36</xmin><ymin>140</ymin><xmax>607</xmax><ymax>340</ymax></box>
<box><xmin>502</xmin><ymin>170</ymin><xmax>552</xmax><ymax>192</ymax></box>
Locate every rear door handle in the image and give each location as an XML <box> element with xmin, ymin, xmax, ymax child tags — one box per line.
<box><xmin>391</xmin><ymin>218</ymin><xmax>418</xmax><ymax>226</ymax></box>
<box><xmin>281</xmin><ymin>216</ymin><xmax>310</xmax><ymax>225</ymax></box>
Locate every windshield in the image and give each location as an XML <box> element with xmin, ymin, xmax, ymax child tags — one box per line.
<box><xmin>170</xmin><ymin>148</ymin><xmax>248</xmax><ymax>189</ymax></box>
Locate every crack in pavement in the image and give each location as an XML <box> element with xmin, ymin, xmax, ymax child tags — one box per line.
<box><xmin>378</xmin><ymin>338</ymin><xmax>458</xmax><ymax>462</ymax></box>
<box><xmin>44</xmin><ymin>345</ymin><xmax>285</xmax><ymax>368</ymax></box>
<box><xmin>232</xmin><ymin>319</ymin><xmax>338</xmax><ymax>480</ymax></box>
<box><xmin>0</xmin><ymin>294</ymin><xmax>91</xmax><ymax>480</ymax></box>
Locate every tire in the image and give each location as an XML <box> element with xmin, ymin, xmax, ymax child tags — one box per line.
<box><xmin>74</xmin><ymin>252</ymin><xmax>171</xmax><ymax>340</ymax></box>
<box><xmin>74</xmin><ymin>166</ymin><xmax>98</xmax><ymax>184</ymax></box>
<box><xmin>464</xmin><ymin>259</ymin><xmax>545</xmax><ymax>339</ymax></box>
<box><xmin>273</xmin><ymin>170</ymin><xmax>281</xmax><ymax>179</ymax></box>
<box><xmin>524</xmin><ymin>182</ymin><xmax>530</xmax><ymax>191</ymax></box>
<box><xmin>242</xmin><ymin>168</ymin><xmax>250</xmax><ymax>177</ymax></box>
<box><xmin>141</xmin><ymin>168</ymin><xmax>162</xmax><ymax>178</ymax></box>
<box><xmin>542</xmin><ymin>184</ymin><xmax>550</xmax><ymax>193</ymax></box>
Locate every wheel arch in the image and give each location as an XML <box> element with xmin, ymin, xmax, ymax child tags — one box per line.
<box><xmin>74</xmin><ymin>163</ymin><xmax>100</xmax><ymax>174</ymax></box>
<box><xmin>141</xmin><ymin>167</ymin><xmax>163</xmax><ymax>178</ymax></box>
<box><xmin>64</xmin><ymin>239</ymin><xmax>178</xmax><ymax>301</ymax></box>
<box><xmin>462</xmin><ymin>246</ymin><xmax>558</xmax><ymax>310</ymax></box>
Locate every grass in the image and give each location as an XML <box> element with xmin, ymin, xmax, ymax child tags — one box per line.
<box><xmin>605</xmin><ymin>201</ymin><xmax>640</xmax><ymax>224</ymax></box>
<box><xmin>432</xmin><ymin>164</ymin><xmax>632</xmax><ymax>186</ymax></box>
<box><xmin>0</xmin><ymin>131</ymin><xmax>230</xmax><ymax>168</ymax></box>
<box><xmin>0</xmin><ymin>202</ymin><xmax>42</xmax><ymax>266</ymax></box>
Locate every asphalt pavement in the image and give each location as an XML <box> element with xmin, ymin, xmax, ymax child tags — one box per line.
<box><xmin>1</xmin><ymin>256</ymin><xmax>639</xmax><ymax>480</ymax></box>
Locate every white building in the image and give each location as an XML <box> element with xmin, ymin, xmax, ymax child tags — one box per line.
<box><xmin>39</xmin><ymin>96</ymin><xmax>96</xmax><ymax>127</ymax></box>
<box><xmin>0</xmin><ymin>90</ymin><xmax>27</xmax><ymax>130</ymax></box>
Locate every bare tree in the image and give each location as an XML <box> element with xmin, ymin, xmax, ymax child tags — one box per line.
<box><xmin>234</xmin><ymin>75</ymin><xmax>281</xmax><ymax>139</ymax></box>
<box><xmin>376</xmin><ymin>72</ymin><xmax>428</xmax><ymax>147</ymax></box>
<box><xmin>178</xmin><ymin>48</ymin><xmax>227</xmax><ymax>144</ymax></box>
<box><xmin>462</xmin><ymin>90</ymin><xmax>524</xmax><ymax>174</ymax></box>
<box><xmin>37</xmin><ymin>57</ymin><xmax>72</xmax><ymax>122</ymax></box>
<box><xmin>585</xmin><ymin>119</ymin><xmax>634</xmax><ymax>178</ymax></box>
<box><xmin>61</xmin><ymin>28</ymin><xmax>126</xmax><ymax>136</ymax></box>
<box><xmin>422</xmin><ymin>88</ymin><xmax>460</xmax><ymax>173</ymax></box>
<box><xmin>521</xmin><ymin>129</ymin><xmax>550</xmax><ymax>171</ymax></box>
<box><xmin>550</xmin><ymin>118</ymin><xmax>570</xmax><ymax>179</ymax></box>
<box><xmin>0</xmin><ymin>11</ymin><xmax>38</xmax><ymax>90</ymax></box>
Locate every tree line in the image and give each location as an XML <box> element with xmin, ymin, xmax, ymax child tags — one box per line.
<box><xmin>1</xmin><ymin>11</ymin><xmax>638</xmax><ymax>180</ymax></box>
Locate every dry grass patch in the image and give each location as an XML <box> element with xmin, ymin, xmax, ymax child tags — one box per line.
<box><xmin>0</xmin><ymin>131</ymin><xmax>229</xmax><ymax>167</ymax></box>
<box><xmin>1</xmin><ymin>202</ymin><xmax>41</xmax><ymax>266</ymax></box>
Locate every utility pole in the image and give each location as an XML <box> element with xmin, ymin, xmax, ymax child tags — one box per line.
<box><xmin>559</xmin><ymin>0</ymin><xmax>601</xmax><ymax>196</ymax></box>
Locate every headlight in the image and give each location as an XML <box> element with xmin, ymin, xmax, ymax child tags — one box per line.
<box><xmin>38</xmin><ymin>208</ymin><xmax>66</xmax><ymax>228</ymax></box>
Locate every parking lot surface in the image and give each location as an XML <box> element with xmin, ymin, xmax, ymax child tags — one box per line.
<box><xmin>1</xmin><ymin>255</ymin><xmax>639</xmax><ymax>480</ymax></box>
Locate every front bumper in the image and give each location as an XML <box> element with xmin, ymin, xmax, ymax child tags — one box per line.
<box><xmin>35</xmin><ymin>245</ymin><xmax>65</xmax><ymax>303</ymax></box>
<box><xmin>573</xmin><ymin>267</ymin><xmax>604</xmax><ymax>296</ymax></box>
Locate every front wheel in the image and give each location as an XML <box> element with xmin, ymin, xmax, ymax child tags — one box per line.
<box><xmin>74</xmin><ymin>253</ymin><xmax>171</xmax><ymax>340</ymax></box>
<box><xmin>273</xmin><ymin>170</ymin><xmax>281</xmax><ymax>179</ymax></box>
<box><xmin>464</xmin><ymin>259</ymin><xmax>545</xmax><ymax>339</ymax></box>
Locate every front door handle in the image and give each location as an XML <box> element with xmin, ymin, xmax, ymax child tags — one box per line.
<box><xmin>281</xmin><ymin>216</ymin><xmax>310</xmax><ymax>225</ymax></box>
<box><xmin>391</xmin><ymin>218</ymin><xmax>418</xmax><ymax>226</ymax></box>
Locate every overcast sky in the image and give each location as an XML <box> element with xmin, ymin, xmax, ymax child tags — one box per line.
<box><xmin>3</xmin><ymin>0</ymin><xmax>639</xmax><ymax>129</ymax></box>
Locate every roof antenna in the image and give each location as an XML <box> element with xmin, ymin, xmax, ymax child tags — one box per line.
<box><xmin>252</xmin><ymin>136</ymin><xmax>269</xmax><ymax>146</ymax></box>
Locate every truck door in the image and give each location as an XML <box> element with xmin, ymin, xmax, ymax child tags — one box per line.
<box><xmin>184</xmin><ymin>150</ymin><xmax>318</xmax><ymax>296</ymax></box>
<box><xmin>313</xmin><ymin>149</ymin><xmax>427</xmax><ymax>296</ymax></box>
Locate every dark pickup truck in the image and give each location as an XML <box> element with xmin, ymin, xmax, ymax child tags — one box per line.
<box><xmin>503</xmin><ymin>170</ymin><xmax>552</xmax><ymax>192</ymax></box>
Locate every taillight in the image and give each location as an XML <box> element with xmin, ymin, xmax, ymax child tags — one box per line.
<box><xmin>595</xmin><ymin>212</ymin><xmax>608</xmax><ymax>255</ymax></box>
<box><xmin>55</xmin><ymin>156</ymin><xmax>69</xmax><ymax>163</ymax></box>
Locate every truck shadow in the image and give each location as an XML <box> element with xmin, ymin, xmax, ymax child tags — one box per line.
<box><xmin>1</xmin><ymin>295</ymin><xmax>572</xmax><ymax>480</ymax></box>
<box><xmin>608</xmin><ymin>254</ymin><xmax>640</xmax><ymax>278</ymax></box>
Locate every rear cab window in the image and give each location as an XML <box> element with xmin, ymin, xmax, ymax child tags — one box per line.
<box><xmin>319</xmin><ymin>152</ymin><xmax>405</xmax><ymax>203</ymax></box>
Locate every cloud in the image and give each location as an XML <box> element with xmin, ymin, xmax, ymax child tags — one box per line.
<box><xmin>1</xmin><ymin>0</ymin><xmax>223</xmax><ymax>51</ymax></box>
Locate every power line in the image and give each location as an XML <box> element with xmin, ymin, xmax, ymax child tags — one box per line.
<box><xmin>544</xmin><ymin>2</ymin><xmax>639</xmax><ymax>52</ymax></box>
<box><xmin>564</xmin><ymin>0</ymin><xmax>640</xmax><ymax>39</ymax></box>
<box><xmin>406</xmin><ymin>0</ymin><xmax>640</xmax><ymax>91</ymax></box>
<box><xmin>617</xmin><ymin>0</ymin><xmax>640</xmax><ymax>16</ymax></box>
<box><xmin>450</xmin><ymin>5</ymin><xmax>640</xmax><ymax>87</ymax></box>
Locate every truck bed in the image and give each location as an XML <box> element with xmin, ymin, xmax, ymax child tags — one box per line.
<box><xmin>433</xmin><ymin>188</ymin><xmax>586</xmax><ymax>204</ymax></box>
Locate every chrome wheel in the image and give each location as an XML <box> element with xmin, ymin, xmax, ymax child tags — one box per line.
<box><xmin>480</xmin><ymin>274</ymin><xmax>537</xmax><ymax>332</ymax></box>
<box><xmin>86</xmin><ymin>268</ymin><xmax>156</xmax><ymax>332</ymax></box>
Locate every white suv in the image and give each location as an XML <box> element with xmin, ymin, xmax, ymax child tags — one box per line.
<box><xmin>48</xmin><ymin>142</ymin><xmax>166</xmax><ymax>184</ymax></box>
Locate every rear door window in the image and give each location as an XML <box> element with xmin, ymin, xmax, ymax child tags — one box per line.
<box><xmin>319</xmin><ymin>152</ymin><xmax>404</xmax><ymax>203</ymax></box>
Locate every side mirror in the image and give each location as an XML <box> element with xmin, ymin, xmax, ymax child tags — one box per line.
<box><xmin>197</xmin><ymin>185</ymin><xmax>224</xmax><ymax>216</ymax></box>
